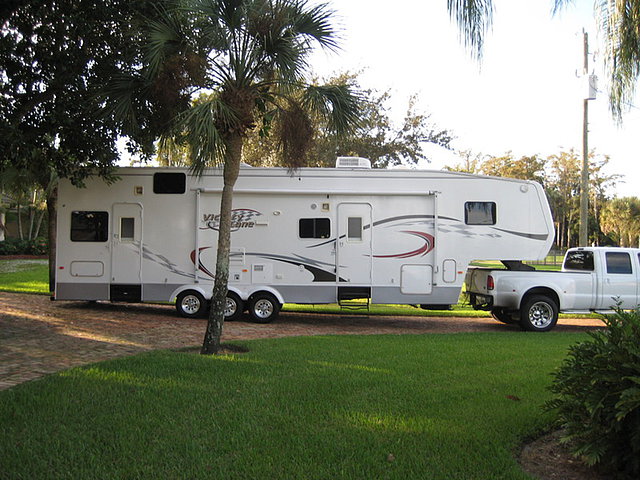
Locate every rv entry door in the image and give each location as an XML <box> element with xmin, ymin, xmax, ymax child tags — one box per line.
<box><xmin>336</xmin><ymin>203</ymin><xmax>372</xmax><ymax>285</ymax></box>
<box><xmin>111</xmin><ymin>203</ymin><xmax>143</xmax><ymax>290</ymax></box>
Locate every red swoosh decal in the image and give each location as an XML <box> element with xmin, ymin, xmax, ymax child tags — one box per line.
<box><xmin>374</xmin><ymin>231</ymin><xmax>435</xmax><ymax>258</ymax></box>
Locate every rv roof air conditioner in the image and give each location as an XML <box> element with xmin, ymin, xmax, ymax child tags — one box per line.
<box><xmin>335</xmin><ymin>156</ymin><xmax>371</xmax><ymax>169</ymax></box>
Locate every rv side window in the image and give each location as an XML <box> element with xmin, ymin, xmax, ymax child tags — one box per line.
<box><xmin>153</xmin><ymin>172</ymin><xmax>186</xmax><ymax>194</ymax></box>
<box><xmin>464</xmin><ymin>202</ymin><xmax>496</xmax><ymax>225</ymax></box>
<box><xmin>606</xmin><ymin>252</ymin><xmax>632</xmax><ymax>274</ymax></box>
<box><xmin>563</xmin><ymin>251</ymin><xmax>594</xmax><ymax>271</ymax></box>
<box><xmin>71</xmin><ymin>211</ymin><xmax>109</xmax><ymax>242</ymax></box>
<box><xmin>299</xmin><ymin>218</ymin><xmax>330</xmax><ymax>239</ymax></box>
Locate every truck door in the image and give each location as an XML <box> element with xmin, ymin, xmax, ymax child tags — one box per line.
<box><xmin>336</xmin><ymin>203</ymin><xmax>372</xmax><ymax>285</ymax></box>
<box><xmin>599</xmin><ymin>250</ymin><xmax>637</xmax><ymax>309</ymax></box>
<box><xmin>111</xmin><ymin>203</ymin><xmax>143</xmax><ymax>299</ymax></box>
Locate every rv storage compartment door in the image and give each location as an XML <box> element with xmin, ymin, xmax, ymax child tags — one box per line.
<box><xmin>400</xmin><ymin>265</ymin><xmax>433</xmax><ymax>294</ymax></box>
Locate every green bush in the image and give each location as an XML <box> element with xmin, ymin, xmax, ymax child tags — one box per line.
<box><xmin>0</xmin><ymin>237</ymin><xmax>48</xmax><ymax>256</ymax></box>
<box><xmin>546</xmin><ymin>309</ymin><xmax>640</xmax><ymax>478</ymax></box>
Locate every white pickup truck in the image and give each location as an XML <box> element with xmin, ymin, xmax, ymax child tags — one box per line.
<box><xmin>465</xmin><ymin>247</ymin><xmax>640</xmax><ymax>332</ymax></box>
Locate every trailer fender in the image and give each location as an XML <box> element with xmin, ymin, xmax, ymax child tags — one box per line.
<box><xmin>247</xmin><ymin>287</ymin><xmax>285</xmax><ymax>306</ymax></box>
<box><xmin>170</xmin><ymin>285</ymin><xmax>211</xmax><ymax>302</ymax></box>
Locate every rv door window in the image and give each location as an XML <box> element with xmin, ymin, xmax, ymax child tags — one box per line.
<box><xmin>347</xmin><ymin>217</ymin><xmax>362</xmax><ymax>241</ymax></box>
<box><xmin>71</xmin><ymin>211</ymin><xmax>109</xmax><ymax>242</ymax></box>
<box><xmin>299</xmin><ymin>218</ymin><xmax>330</xmax><ymax>239</ymax></box>
<box><xmin>464</xmin><ymin>202</ymin><xmax>496</xmax><ymax>225</ymax></box>
<box><xmin>153</xmin><ymin>172</ymin><xmax>186</xmax><ymax>194</ymax></box>
<box><xmin>120</xmin><ymin>217</ymin><xmax>135</xmax><ymax>241</ymax></box>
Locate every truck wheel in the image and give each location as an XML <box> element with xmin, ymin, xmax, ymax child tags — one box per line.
<box><xmin>248</xmin><ymin>292</ymin><xmax>281</xmax><ymax>323</ymax></box>
<box><xmin>519</xmin><ymin>295</ymin><xmax>558</xmax><ymax>332</ymax></box>
<box><xmin>176</xmin><ymin>290</ymin><xmax>207</xmax><ymax>318</ymax></box>
<box><xmin>224</xmin><ymin>292</ymin><xmax>243</xmax><ymax>321</ymax></box>
<box><xmin>490</xmin><ymin>308</ymin><xmax>517</xmax><ymax>324</ymax></box>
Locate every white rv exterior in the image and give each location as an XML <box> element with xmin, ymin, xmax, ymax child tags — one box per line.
<box><xmin>54</xmin><ymin>162</ymin><xmax>554</xmax><ymax>321</ymax></box>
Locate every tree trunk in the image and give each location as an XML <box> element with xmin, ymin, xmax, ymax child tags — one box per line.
<box><xmin>47</xmin><ymin>185</ymin><xmax>58</xmax><ymax>294</ymax></box>
<box><xmin>201</xmin><ymin>133</ymin><xmax>243</xmax><ymax>355</ymax></box>
<box><xmin>17</xmin><ymin>202</ymin><xmax>23</xmax><ymax>240</ymax></box>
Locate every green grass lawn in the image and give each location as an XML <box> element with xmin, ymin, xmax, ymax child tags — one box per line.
<box><xmin>0</xmin><ymin>259</ymin><xmax>49</xmax><ymax>294</ymax></box>
<box><xmin>0</xmin><ymin>333</ymin><xmax>583</xmax><ymax>479</ymax></box>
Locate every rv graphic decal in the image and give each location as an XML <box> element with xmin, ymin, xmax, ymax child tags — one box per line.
<box><xmin>190</xmin><ymin>248</ymin><xmax>344</xmax><ymax>282</ymax></box>
<box><xmin>373</xmin><ymin>231</ymin><xmax>435</xmax><ymax>258</ymax></box>
<box><xmin>201</xmin><ymin>209</ymin><xmax>262</xmax><ymax>232</ymax></box>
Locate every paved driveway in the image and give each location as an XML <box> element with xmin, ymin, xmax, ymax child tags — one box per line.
<box><xmin>0</xmin><ymin>291</ymin><xmax>606</xmax><ymax>390</ymax></box>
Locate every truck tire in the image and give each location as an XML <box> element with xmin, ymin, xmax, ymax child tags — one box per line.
<box><xmin>490</xmin><ymin>307</ymin><xmax>517</xmax><ymax>324</ymax></box>
<box><xmin>224</xmin><ymin>292</ymin><xmax>243</xmax><ymax>321</ymax></box>
<box><xmin>248</xmin><ymin>292</ymin><xmax>281</xmax><ymax>323</ymax></box>
<box><xmin>176</xmin><ymin>290</ymin><xmax>207</xmax><ymax>318</ymax></box>
<box><xmin>519</xmin><ymin>295</ymin><xmax>558</xmax><ymax>332</ymax></box>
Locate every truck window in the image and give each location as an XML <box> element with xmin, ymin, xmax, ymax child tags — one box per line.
<box><xmin>464</xmin><ymin>202</ymin><xmax>496</xmax><ymax>225</ymax></box>
<box><xmin>299</xmin><ymin>218</ymin><xmax>330</xmax><ymax>239</ymax></box>
<box><xmin>606</xmin><ymin>252</ymin><xmax>632</xmax><ymax>274</ymax></box>
<box><xmin>71</xmin><ymin>211</ymin><xmax>109</xmax><ymax>242</ymax></box>
<box><xmin>563</xmin><ymin>251</ymin><xmax>594</xmax><ymax>271</ymax></box>
<box><xmin>153</xmin><ymin>172</ymin><xmax>186</xmax><ymax>194</ymax></box>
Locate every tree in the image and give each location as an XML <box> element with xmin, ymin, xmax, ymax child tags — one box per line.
<box><xmin>129</xmin><ymin>0</ymin><xmax>361</xmax><ymax>354</ymax></box>
<box><xmin>601</xmin><ymin>197</ymin><xmax>640</xmax><ymax>247</ymax></box>
<box><xmin>447</xmin><ymin>0</ymin><xmax>640</xmax><ymax>116</ymax></box>
<box><xmin>241</xmin><ymin>72</ymin><xmax>454</xmax><ymax>168</ymax></box>
<box><xmin>443</xmin><ymin>149</ymin><xmax>484</xmax><ymax>173</ymax></box>
<box><xmin>1</xmin><ymin>0</ymin><xmax>161</xmax><ymax>288</ymax></box>
<box><xmin>479</xmin><ymin>152</ymin><xmax>546</xmax><ymax>184</ymax></box>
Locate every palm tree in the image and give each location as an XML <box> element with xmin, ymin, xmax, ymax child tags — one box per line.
<box><xmin>447</xmin><ymin>0</ymin><xmax>640</xmax><ymax>116</ymax></box>
<box><xmin>118</xmin><ymin>0</ymin><xmax>361</xmax><ymax>354</ymax></box>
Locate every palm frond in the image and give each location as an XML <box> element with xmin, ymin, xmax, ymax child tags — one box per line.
<box><xmin>447</xmin><ymin>0</ymin><xmax>494</xmax><ymax>60</ymax></box>
<box><xmin>176</xmin><ymin>96</ymin><xmax>236</xmax><ymax>174</ymax></box>
<box><xmin>302</xmin><ymin>84</ymin><xmax>363</xmax><ymax>136</ymax></box>
<box><xmin>595</xmin><ymin>0</ymin><xmax>640</xmax><ymax>119</ymax></box>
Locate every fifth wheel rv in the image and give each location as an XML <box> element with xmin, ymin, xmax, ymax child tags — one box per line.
<box><xmin>54</xmin><ymin>158</ymin><xmax>554</xmax><ymax>322</ymax></box>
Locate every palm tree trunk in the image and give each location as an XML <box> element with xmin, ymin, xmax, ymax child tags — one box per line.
<box><xmin>201</xmin><ymin>133</ymin><xmax>242</xmax><ymax>355</ymax></box>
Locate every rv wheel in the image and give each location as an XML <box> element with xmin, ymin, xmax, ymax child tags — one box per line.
<box><xmin>176</xmin><ymin>291</ymin><xmax>206</xmax><ymax>318</ymax></box>
<box><xmin>225</xmin><ymin>292</ymin><xmax>243</xmax><ymax>321</ymax></box>
<box><xmin>248</xmin><ymin>293</ymin><xmax>281</xmax><ymax>323</ymax></box>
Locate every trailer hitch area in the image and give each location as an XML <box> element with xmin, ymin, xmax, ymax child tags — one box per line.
<box><xmin>469</xmin><ymin>293</ymin><xmax>493</xmax><ymax>310</ymax></box>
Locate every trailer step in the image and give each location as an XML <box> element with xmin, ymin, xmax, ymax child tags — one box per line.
<box><xmin>337</xmin><ymin>286</ymin><xmax>371</xmax><ymax>312</ymax></box>
<box><xmin>338</xmin><ymin>298</ymin><xmax>370</xmax><ymax>312</ymax></box>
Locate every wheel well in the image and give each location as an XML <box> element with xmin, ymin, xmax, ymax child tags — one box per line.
<box><xmin>248</xmin><ymin>288</ymin><xmax>284</xmax><ymax>305</ymax></box>
<box><xmin>520</xmin><ymin>288</ymin><xmax>560</xmax><ymax>310</ymax></box>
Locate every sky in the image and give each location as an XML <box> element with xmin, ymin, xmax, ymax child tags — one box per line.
<box><xmin>308</xmin><ymin>0</ymin><xmax>640</xmax><ymax>197</ymax></box>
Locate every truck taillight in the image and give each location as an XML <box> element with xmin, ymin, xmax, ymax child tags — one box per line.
<box><xmin>487</xmin><ymin>275</ymin><xmax>495</xmax><ymax>291</ymax></box>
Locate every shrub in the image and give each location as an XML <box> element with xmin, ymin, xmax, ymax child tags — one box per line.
<box><xmin>546</xmin><ymin>309</ymin><xmax>640</xmax><ymax>479</ymax></box>
<box><xmin>0</xmin><ymin>238</ymin><xmax>48</xmax><ymax>256</ymax></box>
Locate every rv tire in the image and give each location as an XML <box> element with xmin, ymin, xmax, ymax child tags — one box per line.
<box><xmin>225</xmin><ymin>292</ymin><xmax>243</xmax><ymax>321</ymax></box>
<box><xmin>248</xmin><ymin>292</ymin><xmax>281</xmax><ymax>323</ymax></box>
<box><xmin>176</xmin><ymin>290</ymin><xmax>207</xmax><ymax>318</ymax></box>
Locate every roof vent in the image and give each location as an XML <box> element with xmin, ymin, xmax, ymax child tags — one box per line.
<box><xmin>335</xmin><ymin>156</ymin><xmax>371</xmax><ymax>169</ymax></box>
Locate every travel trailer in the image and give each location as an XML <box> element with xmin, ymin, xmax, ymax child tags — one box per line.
<box><xmin>54</xmin><ymin>158</ymin><xmax>554</xmax><ymax>322</ymax></box>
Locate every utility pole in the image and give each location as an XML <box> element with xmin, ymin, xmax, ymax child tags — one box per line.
<box><xmin>579</xmin><ymin>29</ymin><xmax>590</xmax><ymax>247</ymax></box>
